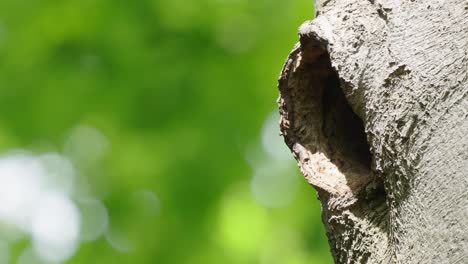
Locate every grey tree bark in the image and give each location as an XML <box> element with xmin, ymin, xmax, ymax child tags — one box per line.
<box><xmin>278</xmin><ymin>0</ymin><xmax>468</xmax><ymax>263</ymax></box>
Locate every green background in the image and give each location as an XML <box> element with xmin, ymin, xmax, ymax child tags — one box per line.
<box><xmin>0</xmin><ymin>0</ymin><xmax>332</xmax><ymax>263</ymax></box>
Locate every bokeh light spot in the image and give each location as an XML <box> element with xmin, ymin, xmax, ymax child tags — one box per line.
<box><xmin>251</xmin><ymin>163</ymin><xmax>299</xmax><ymax>208</ymax></box>
<box><xmin>31</xmin><ymin>192</ymin><xmax>81</xmax><ymax>263</ymax></box>
<box><xmin>77</xmin><ymin>197</ymin><xmax>109</xmax><ymax>242</ymax></box>
<box><xmin>64</xmin><ymin>126</ymin><xmax>109</xmax><ymax>166</ymax></box>
<box><xmin>39</xmin><ymin>153</ymin><xmax>75</xmax><ymax>195</ymax></box>
<box><xmin>0</xmin><ymin>152</ymin><xmax>46</xmax><ymax>231</ymax></box>
<box><xmin>261</xmin><ymin>111</ymin><xmax>293</xmax><ymax>161</ymax></box>
<box><xmin>105</xmin><ymin>226</ymin><xmax>133</xmax><ymax>253</ymax></box>
<box><xmin>218</xmin><ymin>183</ymin><xmax>269</xmax><ymax>256</ymax></box>
<box><xmin>0</xmin><ymin>148</ymin><xmax>110</xmax><ymax>263</ymax></box>
<box><xmin>131</xmin><ymin>190</ymin><xmax>161</xmax><ymax>217</ymax></box>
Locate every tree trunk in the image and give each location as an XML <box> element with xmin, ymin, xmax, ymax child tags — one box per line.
<box><xmin>278</xmin><ymin>0</ymin><xmax>468</xmax><ymax>263</ymax></box>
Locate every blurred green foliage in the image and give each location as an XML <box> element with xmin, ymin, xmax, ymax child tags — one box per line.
<box><xmin>0</xmin><ymin>0</ymin><xmax>332</xmax><ymax>263</ymax></box>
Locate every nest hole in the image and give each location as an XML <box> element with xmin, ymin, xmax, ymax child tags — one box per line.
<box><xmin>320</xmin><ymin>58</ymin><xmax>372</xmax><ymax>172</ymax></box>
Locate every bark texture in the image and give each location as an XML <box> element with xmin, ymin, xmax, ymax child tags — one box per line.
<box><xmin>278</xmin><ymin>1</ymin><xmax>468</xmax><ymax>263</ymax></box>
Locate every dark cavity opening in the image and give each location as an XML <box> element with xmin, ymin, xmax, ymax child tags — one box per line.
<box><xmin>315</xmin><ymin>53</ymin><xmax>388</xmax><ymax>211</ymax></box>
<box><xmin>320</xmin><ymin>62</ymin><xmax>372</xmax><ymax>172</ymax></box>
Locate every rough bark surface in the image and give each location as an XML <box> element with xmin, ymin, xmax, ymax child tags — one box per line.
<box><xmin>278</xmin><ymin>1</ymin><xmax>468</xmax><ymax>263</ymax></box>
